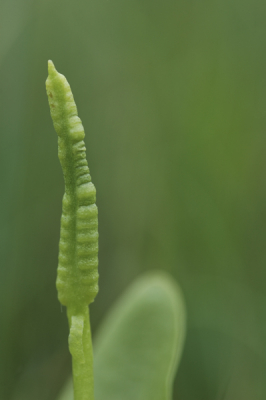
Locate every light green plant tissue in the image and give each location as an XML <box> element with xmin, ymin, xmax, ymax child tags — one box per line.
<box><xmin>57</xmin><ymin>272</ymin><xmax>186</xmax><ymax>400</ymax></box>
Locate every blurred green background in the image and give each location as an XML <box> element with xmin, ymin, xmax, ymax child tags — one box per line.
<box><xmin>1</xmin><ymin>0</ymin><xmax>266</xmax><ymax>399</ymax></box>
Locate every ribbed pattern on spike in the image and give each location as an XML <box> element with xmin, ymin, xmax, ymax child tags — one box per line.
<box><xmin>46</xmin><ymin>60</ymin><xmax>98</xmax><ymax>307</ymax></box>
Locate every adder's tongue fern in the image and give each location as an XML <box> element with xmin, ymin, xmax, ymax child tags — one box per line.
<box><xmin>46</xmin><ymin>60</ymin><xmax>99</xmax><ymax>400</ymax></box>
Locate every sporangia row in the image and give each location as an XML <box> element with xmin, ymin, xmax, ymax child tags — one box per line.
<box><xmin>46</xmin><ymin>60</ymin><xmax>99</xmax><ymax>308</ymax></box>
<box><xmin>46</xmin><ymin>61</ymin><xmax>98</xmax><ymax>400</ymax></box>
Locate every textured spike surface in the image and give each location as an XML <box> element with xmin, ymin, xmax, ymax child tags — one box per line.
<box><xmin>46</xmin><ymin>60</ymin><xmax>97</xmax><ymax>400</ymax></box>
<box><xmin>46</xmin><ymin>60</ymin><xmax>99</xmax><ymax>308</ymax></box>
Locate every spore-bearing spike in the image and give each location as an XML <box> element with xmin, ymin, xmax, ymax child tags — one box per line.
<box><xmin>46</xmin><ymin>60</ymin><xmax>98</xmax><ymax>308</ymax></box>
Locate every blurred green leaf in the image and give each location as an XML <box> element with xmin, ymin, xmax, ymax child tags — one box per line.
<box><xmin>57</xmin><ymin>272</ymin><xmax>186</xmax><ymax>400</ymax></box>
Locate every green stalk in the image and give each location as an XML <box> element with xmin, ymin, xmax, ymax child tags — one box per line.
<box><xmin>46</xmin><ymin>60</ymin><xmax>98</xmax><ymax>400</ymax></box>
<box><xmin>67</xmin><ymin>306</ymin><xmax>94</xmax><ymax>400</ymax></box>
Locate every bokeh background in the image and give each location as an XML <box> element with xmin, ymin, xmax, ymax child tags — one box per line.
<box><xmin>1</xmin><ymin>0</ymin><xmax>266</xmax><ymax>399</ymax></box>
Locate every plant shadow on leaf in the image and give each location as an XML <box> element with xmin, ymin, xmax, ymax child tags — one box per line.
<box><xmin>57</xmin><ymin>271</ymin><xmax>186</xmax><ymax>400</ymax></box>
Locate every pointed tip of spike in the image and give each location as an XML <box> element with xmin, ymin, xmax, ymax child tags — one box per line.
<box><xmin>48</xmin><ymin>60</ymin><xmax>57</xmax><ymax>76</ymax></box>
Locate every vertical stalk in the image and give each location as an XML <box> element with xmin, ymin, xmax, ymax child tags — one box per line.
<box><xmin>46</xmin><ymin>60</ymin><xmax>99</xmax><ymax>400</ymax></box>
<box><xmin>67</xmin><ymin>306</ymin><xmax>94</xmax><ymax>400</ymax></box>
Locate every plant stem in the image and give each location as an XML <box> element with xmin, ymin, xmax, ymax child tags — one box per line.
<box><xmin>46</xmin><ymin>60</ymin><xmax>99</xmax><ymax>400</ymax></box>
<box><xmin>67</xmin><ymin>306</ymin><xmax>94</xmax><ymax>400</ymax></box>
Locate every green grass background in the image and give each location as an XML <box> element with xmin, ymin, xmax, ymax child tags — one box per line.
<box><xmin>1</xmin><ymin>0</ymin><xmax>266</xmax><ymax>399</ymax></box>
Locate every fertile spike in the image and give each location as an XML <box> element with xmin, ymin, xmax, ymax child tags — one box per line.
<box><xmin>46</xmin><ymin>60</ymin><xmax>99</xmax><ymax>308</ymax></box>
<box><xmin>46</xmin><ymin>60</ymin><xmax>98</xmax><ymax>400</ymax></box>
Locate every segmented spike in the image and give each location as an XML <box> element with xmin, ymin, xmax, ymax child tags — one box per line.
<box><xmin>46</xmin><ymin>60</ymin><xmax>99</xmax><ymax>308</ymax></box>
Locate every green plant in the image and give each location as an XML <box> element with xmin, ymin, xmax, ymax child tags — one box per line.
<box><xmin>46</xmin><ymin>61</ymin><xmax>186</xmax><ymax>400</ymax></box>
<box><xmin>46</xmin><ymin>60</ymin><xmax>98</xmax><ymax>400</ymax></box>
